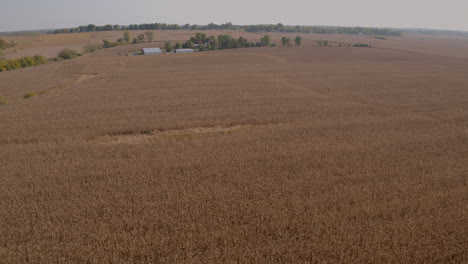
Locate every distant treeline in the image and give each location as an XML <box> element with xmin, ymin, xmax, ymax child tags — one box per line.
<box><xmin>52</xmin><ymin>22</ymin><xmax>401</xmax><ymax>36</ymax></box>
<box><xmin>400</xmin><ymin>28</ymin><xmax>468</xmax><ymax>36</ymax></box>
<box><xmin>244</xmin><ymin>24</ymin><xmax>401</xmax><ymax>36</ymax></box>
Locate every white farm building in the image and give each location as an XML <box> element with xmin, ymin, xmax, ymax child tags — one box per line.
<box><xmin>174</xmin><ymin>49</ymin><xmax>195</xmax><ymax>53</ymax></box>
<box><xmin>141</xmin><ymin>48</ymin><xmax>162</xmax><ymax>55</ymax></box>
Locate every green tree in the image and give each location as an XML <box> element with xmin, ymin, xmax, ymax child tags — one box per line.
<box><xmin>103</xmin><ymin>24</ymin><xmax>113</xmax><ymax>31</ymax></box>
<box><xmin>87</xmin><ymin>24</ymin><xmax>96</xmax><ymax>32</ymax></box>
<box><xmin>174</xmin><ymin>42</ymin><xmax>182</xmax><ymax>49</ymax></box>
<box><xmin>260</xmin><ymin>35</ymin><xmax>271</xmax><ymax>46</ymax></box>
<box><xmin>137</xmin><ymin>34</ymin><xmax>145</xmax><ymax>43</ymax></box>
<box><xmin>123</xmin><ymin>31</ymin><xmax>131</xmax><ymax>42</ymax></box>
<box><xmin>165</xmin><ymin>42</ymin><xmax>172</xmax><ymax>52</ymax></box>
<box><xmin>103</xmin><ymin>39</ymin><xmax>112</xmax><ymax>48</ymax></box>
<box><xmin>281</xmin><ymin>37</ymin><xmax>291</xmax><ymax>47</ymax></box>
<box><xmin>132</xmin><ymin>38</ymin><xmax>138</xmax><ymax>44</ymax></box>
<box><xmin>145</xmin><ymin>31</ymin><xmax>154</xmax><ymax>42</ymax></box>
<box><xmin>183</xmin><ymin>40</ymin><xmax>194</xmax><ymax>49</ymax></box>
<box><xmin>295</xmin><ymin>36</ymin><xmax>302</xmax><ymax>46</ymax></box>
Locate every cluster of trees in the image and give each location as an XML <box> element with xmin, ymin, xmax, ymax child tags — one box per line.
<box><xmin>52</xmin><ymin>22</ymin><xmax>401</xmax><ymax>36</ymax></box>
<box><xmin>281</xmin><ymin>36</ymin><xmax>303</xmax><ymax>47</ymax></box>
<box><xmin>54</xmin><ymin>22</ymin><xmax>239</xmax><ymax>34</ymax></box>
<box><xmin>245</xmin><ymin>24</ymin><xmax>401</xmax><ymax>36</ymax></box>
<box><xmin>317</xmin><ymin>40</ymin><xmax>330</xmax><ymax>47</ymax></box>
<box><xmin>353</xmin><ymin>43</ymin><xmax>372</xmax><ymax>47</ymax></box>
<box><xmin>315</xmin><ymin>40</ymin><xmax>372</xmax><ymax>48</ymax></box>
<box><xmin>102</xmin><ymin>31</ymin><xmax>154</xmax><ymax>49</ymax></box>
<box><xmin>0</xmin><ymin>55</ymin><xmax>46</xmax><ymax>72</ymax></box>
<box><xmin>164</xmin><ymin>33</ymin><xmax>274</xmax><ymax>53</ymax></box>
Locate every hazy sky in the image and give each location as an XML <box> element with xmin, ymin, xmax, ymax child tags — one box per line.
<box><xmin>1</xmin><ymin>0</ymin><xmax>468</xmax><ymax>32</ymax></box>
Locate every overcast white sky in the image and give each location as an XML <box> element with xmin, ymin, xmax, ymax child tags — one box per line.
<box><xmin>1</xmin><ymin>0</ymin><xmax>468</xmax><ymax>32</ymax></box>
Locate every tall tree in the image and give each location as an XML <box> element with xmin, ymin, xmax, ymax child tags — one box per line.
<box><xmin>295</xmin><ymin>36</ymin><xmax>302</xmax><ymax>46</ymax></box>
<box><xmin>123</xmin><ymin>31</ymin><xmax>131</xmax><ymax>42</ymax></box>
<box><xmin>281</xmin><ymin>37</ymin><xmax>287</xmax><ymax>47</ymax></box>
<box><xmin>165</xmin><ymin>42</ymin><xmax>172</xmax><ymax>52</ymax></box>
<box><xmin>137</xmin><ymin>34</ymin><xmax>145</xmax><ymax>43</ymax></box>
<box><xmin>260</xmin><ymin>35</ymin><xmax>271</xmax><ymax>47</ymax></box>
<box><xmin>145</xmin><ymin>31</ymin><xmax>154</xmax><ymax>42</ymax></box>
<box><xmin>87</xmin><ymin>24</ymin><xmax>96</xmax><ymax>32</ymax></box>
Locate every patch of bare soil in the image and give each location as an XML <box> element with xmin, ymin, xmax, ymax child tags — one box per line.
<box><xmin>95</xmin><ymin>125</ymin><xmax>251</xmax><ymax>144</ymax></box>
<box><xmin>73</xmin><ymin>74</ymin><xmax>99</xmax><ymax>86</ymax></box>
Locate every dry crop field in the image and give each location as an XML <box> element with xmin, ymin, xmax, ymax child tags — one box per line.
<box><xmin>0</xmin><ymin>31</ymin><xmax>467</xmax><ymax>263</ymax></box>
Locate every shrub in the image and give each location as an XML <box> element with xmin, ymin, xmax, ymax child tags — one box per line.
<box><xmin>317</xmin><ymin>40</ymin><xmax>329</xmax><ymax>47</ymax></box>
<box><xmin>0</xmin><ymin>61</ymin><xmax>8</xmax><ymax>72</ymax></box>
<box><xmin>0</xmin><ymin>95</ymin><xmax>8</xmax><ymax>105</ymax></box>
<box><xmin>84</xmin><ymin>44</ymin><xmax>100</xmax><ymax>53</ymax></box>
<box><xmin>18</xmin><ymin>56</ymin><xmax>35</xmax><ymax>67</ymax></box>
<box><xmin>33</xmin><ymin>55</ymin><xmax>46</xmax><ymax>65</ymax></box>
<box><xmin>102</xmin><ymin>40</ymin><xmax>118</xmax><ymax>48</ymax></box>
<box><xmin>24</xmin><ymin>92</ymin><xmax>37</xmax><ymax>99</ymax></box>
<box><xmin>132</xmin><ymin>38</ymin><xmax>138</xmax><ymax>44</ymax></box>
<box><xmin>7</xmin><ymin>60</ymin><xmax>21</xmax><ymax>70</ymax></box>
<box><xmin>58</xmin><ymin>48</ymin><xmax>77</xmax><ymax>60</ymax></box>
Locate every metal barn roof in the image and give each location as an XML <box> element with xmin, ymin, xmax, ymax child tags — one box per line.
<box><xmin>142</xmin><ymin>48</ymin><xmax>162</xmax><ymax>54</ymax></box>
<box><xmin>174</xmin><ymin>49</ymin><xmax>195</xmax><ymax>53</ymax></box>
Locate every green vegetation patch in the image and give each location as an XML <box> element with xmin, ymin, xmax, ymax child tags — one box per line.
<box><xmin>24</xmin><ymin>92</ymin><xmax>37</xmax><ymax>99</ymax></box>
<box><xmin>57</xmin><ymin>48</ymin><xmax>78</xmax><ymax>60</ymax></box>
<box><xmin>0</xmin><ymin>55</ymin><xmax>46</xmax><ymax>72</ymax></box>
<box><xmin>0</xmin><ymin>95</ymin><xmax>9</xmax><ymax>105</ymax></box>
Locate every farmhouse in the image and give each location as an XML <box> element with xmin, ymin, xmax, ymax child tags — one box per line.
<box><xmin>141</xmin><ymin>48</ymin><xmax>162</xmax><ymax>55</ymax></box>
<box><xmin>175</xmin><ymin>49</ymin><xmax>195</xmax><ymax>53</ymax></box>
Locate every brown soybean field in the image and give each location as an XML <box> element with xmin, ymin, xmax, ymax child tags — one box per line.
<box><xmin>1</xmin><ymin>31</ymin><xmax>468</xmax><ymax>263</ymax></box>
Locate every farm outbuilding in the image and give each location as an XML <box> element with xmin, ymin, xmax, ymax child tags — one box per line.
<box><xmin>141</xmin><ymin>48</ymin><xmax>162</xmax><ymax>55</ymax></box>
<box><xmin>174</xmin><ymin>49</ymin><xmax>195</xmax><ymax>53</ymax></box>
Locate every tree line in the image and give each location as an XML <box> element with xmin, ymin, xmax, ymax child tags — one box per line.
<box><xmin>165</xmin><ymin>33</ymin><xmax>275</xmax><ymax>52</ymax></box>
<box><xmin>0</xmin><ymin>55</ymin><xmax>46</xmax><ymax>72</ymax></box>
<box><xmin>244</xmin><ymin>24</ymin><xmax>401</xmax><ymax>36</ymax></box>
<box><xmin>52</xmin><ymin>22</ymin><xmax>401</xmax><ymax>36</ymax></box>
